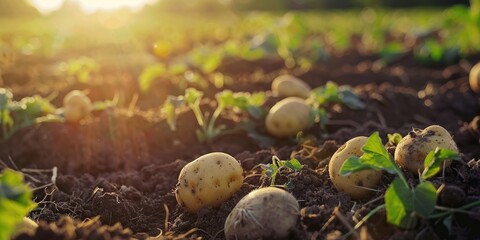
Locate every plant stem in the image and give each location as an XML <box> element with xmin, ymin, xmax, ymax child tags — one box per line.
<box><xmin>429</xmin><ymin>200</ymin><xmax>480</xmax><ymax>219</ymax></box>
<box><xmin>206</xmin><ymin>105</ymin><xmax>224</xmax><ymax>137</ymax></box>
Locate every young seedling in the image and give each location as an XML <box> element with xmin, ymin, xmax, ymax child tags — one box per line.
<box><xmin>307</xmin><ymin>81</ymin><xmax>365</xmax><ymax>110</ymax></box>
<box><xmin>183</xmin><ymin>88</ymin><xmax>266</xmax><ymax>143</ymax></box>
<box><xmin>161</xmin><ymin>95</ymin><xmax>185</xmax><ymax>131</ymax></box>
<box><xmin>1</xmin><ymin>89</ymin><xmax>58</xmax><ymax>140</ymax></box>
<box><xmin>0</xmin><ymin>169</ymin><xmax>38</xmax><ymax>240</ymax></box>
<box><xmin>260</xmin><ymin>156</ymin><xmax>302</xmax><ymax>187</ymax></box>
<box><xmin>339</xmin><ymin>132</ymin><xmax>461</xmax><ymax>229</ymax></box>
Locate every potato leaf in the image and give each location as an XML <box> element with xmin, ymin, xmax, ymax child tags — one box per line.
<box><xmin>0</xmin><ymin>88</ymin><xmax>13</xmax><ymax>110</ymax></box>
<box><xmin>385</xmin><ymin>177</ymin><xmax>436</xmax><ymax>229</ymax></box>
<box><xmin>421</xmin><ymin>148</ymin><xmax>460</xmax><ymax>180</ymax></box>
<box><xmin>340</xmin><ymin>132</ymin><xmax>399</xmax><ymax>175</ymax></box>
<box><xmin>0</xmin><ymin>169</ymin><xmax>37</xmax><ymax>240</ymax></box>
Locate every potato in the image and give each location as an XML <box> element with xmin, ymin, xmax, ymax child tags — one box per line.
<box><xmin>470</xmin><ymin>62</ymin><xmax>480</xmax><ymax>93</ymax></box>
<box><xmin>329</xmin><ymin>136</ymin><xmax>382</xmax><ymax>199</ymax></box>
<box><xmin>265</xmin><ymin>97</ymin><xmax>312</xmax><ymax>138</ymax></box>
<box><xmin>175</xmin><ymin>152</ymin><xmax>244</xmax><ymax>213</ymax></box>
<box><xmin>63</xmin><ymin>90</ymin><xmax>92</xmax><ymax>123</ymax></box>
<box><xmin>272</xmin><ymin>74</ymin><xmax>311</xmax><ymax>99</ymax></box>
<box><xmin>395</xmin><ymin>125</ymin><xmax>458</xmax><ymax>174</ymax></box>
<box><xmin>224</xmin><ymin>187</ymin><xmax>299</xmax><ymax>240</ymax></box>
<box><xmin>11</xmin><ymin>217</ymin><xmax>38</xmax><ymax>238</ymax></box>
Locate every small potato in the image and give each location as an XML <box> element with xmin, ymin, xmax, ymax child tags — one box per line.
<box><xmin>470</xmin><ymin>62</ymin><xmax>480</xmax><ymax>93</ymax></box>
<box><xmin>175</xmin><ymin>152</ymin><xmax>244</xmax><ymax>213</ymax></box>
<box><xmin>11</xmin><ymin>217</ymin><xmax>38</xmax><ymax>238</ymax></box>
<box><xmin>265</xmin><ymin>97</ymin><xmax>312</xmax><ymax>138</ymax></box>
<box><xmin>329</xmin><ymin>136</ymin><xmax>382</xmax><ymax>199</ymax></box>
<box><xmin>272</xmin><ymin>74</ymin><xmax>312</xmax><ymax>99</ymax></box>
<box><xmin>63</xmin><ymin>90</ymin><xmax>92</xmax><ymax>123</ymax></box>
<box><xmin>224</xmin><ymin>187</ymin><xmax>299</xmax><ymax>240</ymax></box>
<box><xmin>395</xmin><ymin>125</ymin><xmax>458</xmax><ymax>174</ymax></box>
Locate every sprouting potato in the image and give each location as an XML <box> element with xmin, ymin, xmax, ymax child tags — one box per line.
<box><xmin>224</xmin><ymin>187</ymin><xmax>299</xmax><ymax>240</ymax></box>
<box><xmin>329</xmin><ymin>136</ymin><xmax>382</xmax><ymax>199</ymax></box>
<box><xmin>394</xmin><ymin>125</ymin><xmax>458</xmax><ymax>174</ymax></box>
<box><xmin>469</xmin><ymin>62</ymin><xmax>480</xmax><ymax>93</ymax></box>
<box><xmin>63</xmin><ymin>90</ymin><xmax>92</xmax><ymax>123</ymax></box>
<box><xmin>271</xmin><ymin>74</ymin><xmax>312</xmax><ymax>99</ymax></box>
<box><xmin>265</xmin><ymin>97</ymin><xmax>312</xmax><ymax>138</ymax></box>
<box><xmin>175</xmin><ymin>152</ymin><xmax>244</xmax><ymax>213</ymax></box>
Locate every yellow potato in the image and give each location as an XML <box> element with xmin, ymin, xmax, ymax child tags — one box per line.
<box><xmin>11</xmin><ymin>217</ymin><xmax>38</xmax><ymax>238</ymax></box>
<box><xmin>224</xmin><ymin>187</ymin><xmax>299</xmax><ymax>240</ymax></box>
<box><xmin>265</xmin><ymin>97</ymin><xmax>312</xmax><ymax>138</ymax></box>
<box><xmin>272</xmin><ymin>74</ymin><xmax>312</xmax><ymax>99</ymax></box>
<box><xmin>329</xmin><ymin>136</ymin><xmax>382</xmax><ymax>199</ymax></box>
<box><xmin>395</xmin><ymin>125</ymin><xmax>458</xmax><ymax>174</ymax></box>
<box><xmin>63</xmin><ymin>90</ymin><xmax>92</xmax><ymax>123</ymax></box>
<box><xmin>469</xmin><ymin>62</ymin><xmax>480</xmax><ymax>93</ymax></box>
<box><xmin>175</xmin><ymin>152</ymin><xmax>244</xmax><ymax>213</ymax></box>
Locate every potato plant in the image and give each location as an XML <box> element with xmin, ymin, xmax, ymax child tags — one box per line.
<box><xmin>224</xmin><ymin>187</ymin><xmax>299</xmax><ymax>240</ymax></box>
<box><xmin>175</xmin><ymin>152</ymin><xmax>244</xmax><ymax>213</ymax></box>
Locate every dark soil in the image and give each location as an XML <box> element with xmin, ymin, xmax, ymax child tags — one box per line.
<box><xmin>2</xmin><ymin>48</ymin><xmax>480</xmax><ymax>240</ymax></box>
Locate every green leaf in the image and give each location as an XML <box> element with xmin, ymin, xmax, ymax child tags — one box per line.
<box><xmin>385</xmin><ymin>178</ymin><xmax>436</xmax><ymax>229</ymax></box>
<box><xmin>387</xmin><ymin>133</ymin><xmax>403</xmax><ymax>146</ymax></box>
<box><xmin>138</xmin><ymin>64</ymin><xmax>166</xmax><ymax>92</ymax></box>
<box><xmin>422</xmin><ymin>148</ymin><xmax>460</xmax><ymax>180</ymax></box>
<box><xmin>340</xmin><ymin>132</ymin><xmax>399</xmax><ymax>175</ymax></box>
<box><xmin>285</xmin><ymin>159</ymin><xmax>302</xmax><ymax>170</ymax></box>
<box><xmin>184</xmin><ymin>88</ymin><xmax>203</xmax><ymax>106</ymax></box>
<box><xmin>0</xmin><ymin>169</ymin><xmax>37</xmax><ymax>240</ymax></box>
<box><xmin>338</xmin><ymin>88</ymin><xmax>366</xmax><ymax>110</ymax></box>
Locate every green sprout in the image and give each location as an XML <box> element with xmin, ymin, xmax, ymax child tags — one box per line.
<box><xmin>173</xmin><ymin>88</ymin><xmax>266</xmax><ymax>143</ymax></box>
<box><xmin>58</xmin><ymin>57</ymin><xmax>99</xmax><ymax>83</ymax></box>
<box><xmin>0</xmin><ymin>169</ymin><xmax>37</xmax><ymax>240</ymax></box>
<box><xmin>387</xmin><ymin>133</ymin><xmax>403</xmax><ymax>146</ymax></box>
<box><xmin>339</xmin><ymin>132</ymin><xmax>476</xmax><ymax>230</ymax></box>
<box><xmin>260</xmin><ymin>156</ymin><xmax>302</xmax><ymax>187</ymax></box>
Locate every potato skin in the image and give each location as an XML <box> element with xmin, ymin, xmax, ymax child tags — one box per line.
<box><xmin>470</xmin><ymin>62</ymin><xmax>480</xmax><ymax>93</ymax></box>
<box><xmin>265</xmin><ymin>97</ymin><xmax>312</xmax><ymax>138</ymax></box>
<box><xmin>329</xmin><ymin>136</ymin><xmax>382</xmax><ymax>199</ymax></box>
<box><xmin>394</xmin><ymin>125</ymin><xmax>458</xmax><ymax>174</ymax></box>
<box><xmin>272</xmin><ymin>74</ymin><xmax>312</xmax><ymax>99</ymax></box>
<box><xmin>224</xmin><ymin>187</ymin><xmax>299</xmax><ymax>240</ymax></box>
<box><xmin>175</xmin><ymin>152</ymin><xmax>244</xmax><ymax>213</ymax></box>
<box><xmin>63</xmin><ymin>90</ymin><xmax>92</xmax><ymax>123</ymax></box>
<box><xmin>11</xmin><ymin>217</ymin><xmax>38</xmax><ymax>238</ymax></box>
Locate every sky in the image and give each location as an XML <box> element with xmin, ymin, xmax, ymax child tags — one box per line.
<box><xmin>29</xmin><ymin>0</ymin><xmax>158</xmax><ymax>14</ymax></box>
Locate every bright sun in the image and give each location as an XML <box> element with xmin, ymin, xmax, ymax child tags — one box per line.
<box><xmin>29</xmin><ymin>0</ymin><xmax>157</xmax><ymax>14</ymax></box>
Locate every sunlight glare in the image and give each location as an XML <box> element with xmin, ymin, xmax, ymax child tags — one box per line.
<box><xmin>29</xmin><ymin>0</ymin><xmax>158</xmax><ymax>14</ymax></box>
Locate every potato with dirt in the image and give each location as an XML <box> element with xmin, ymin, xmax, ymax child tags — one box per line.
<box><xmin>175</xmin><ymin>152</ymin><xmax>244</xmax><ymax>213</ymax></box>
<box><xmin>329</xmin><ymin>136</ymin><xmax>383</xmax><ymax>199</ymax></box>
<box><xmin>271</xmin><ymin>74</ymin><xmax>312</xmax><ymax>99</ymax></box>
<box><xmin>470</xmin><ymin>62</ymin><xmax>480</xmax><ymax>93</ymax></box>
<box><xmin>395</xmin><ymin>125</ymin><xmax>458</xmax><ymax>174</ymax></box>
<box><xmin>63</xmin><ymin>90</ymin><xmax>92</xmax><ymax>123</ymax></box>
<box><xmin>265</xmin><ymin>97</ymin><xmax>312</xmax><ymax>138</ymax></box>
<box><xmin>224</xmin><ymin>187</ymin><xmax>299</xmax><ymax>240</ymax></box>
